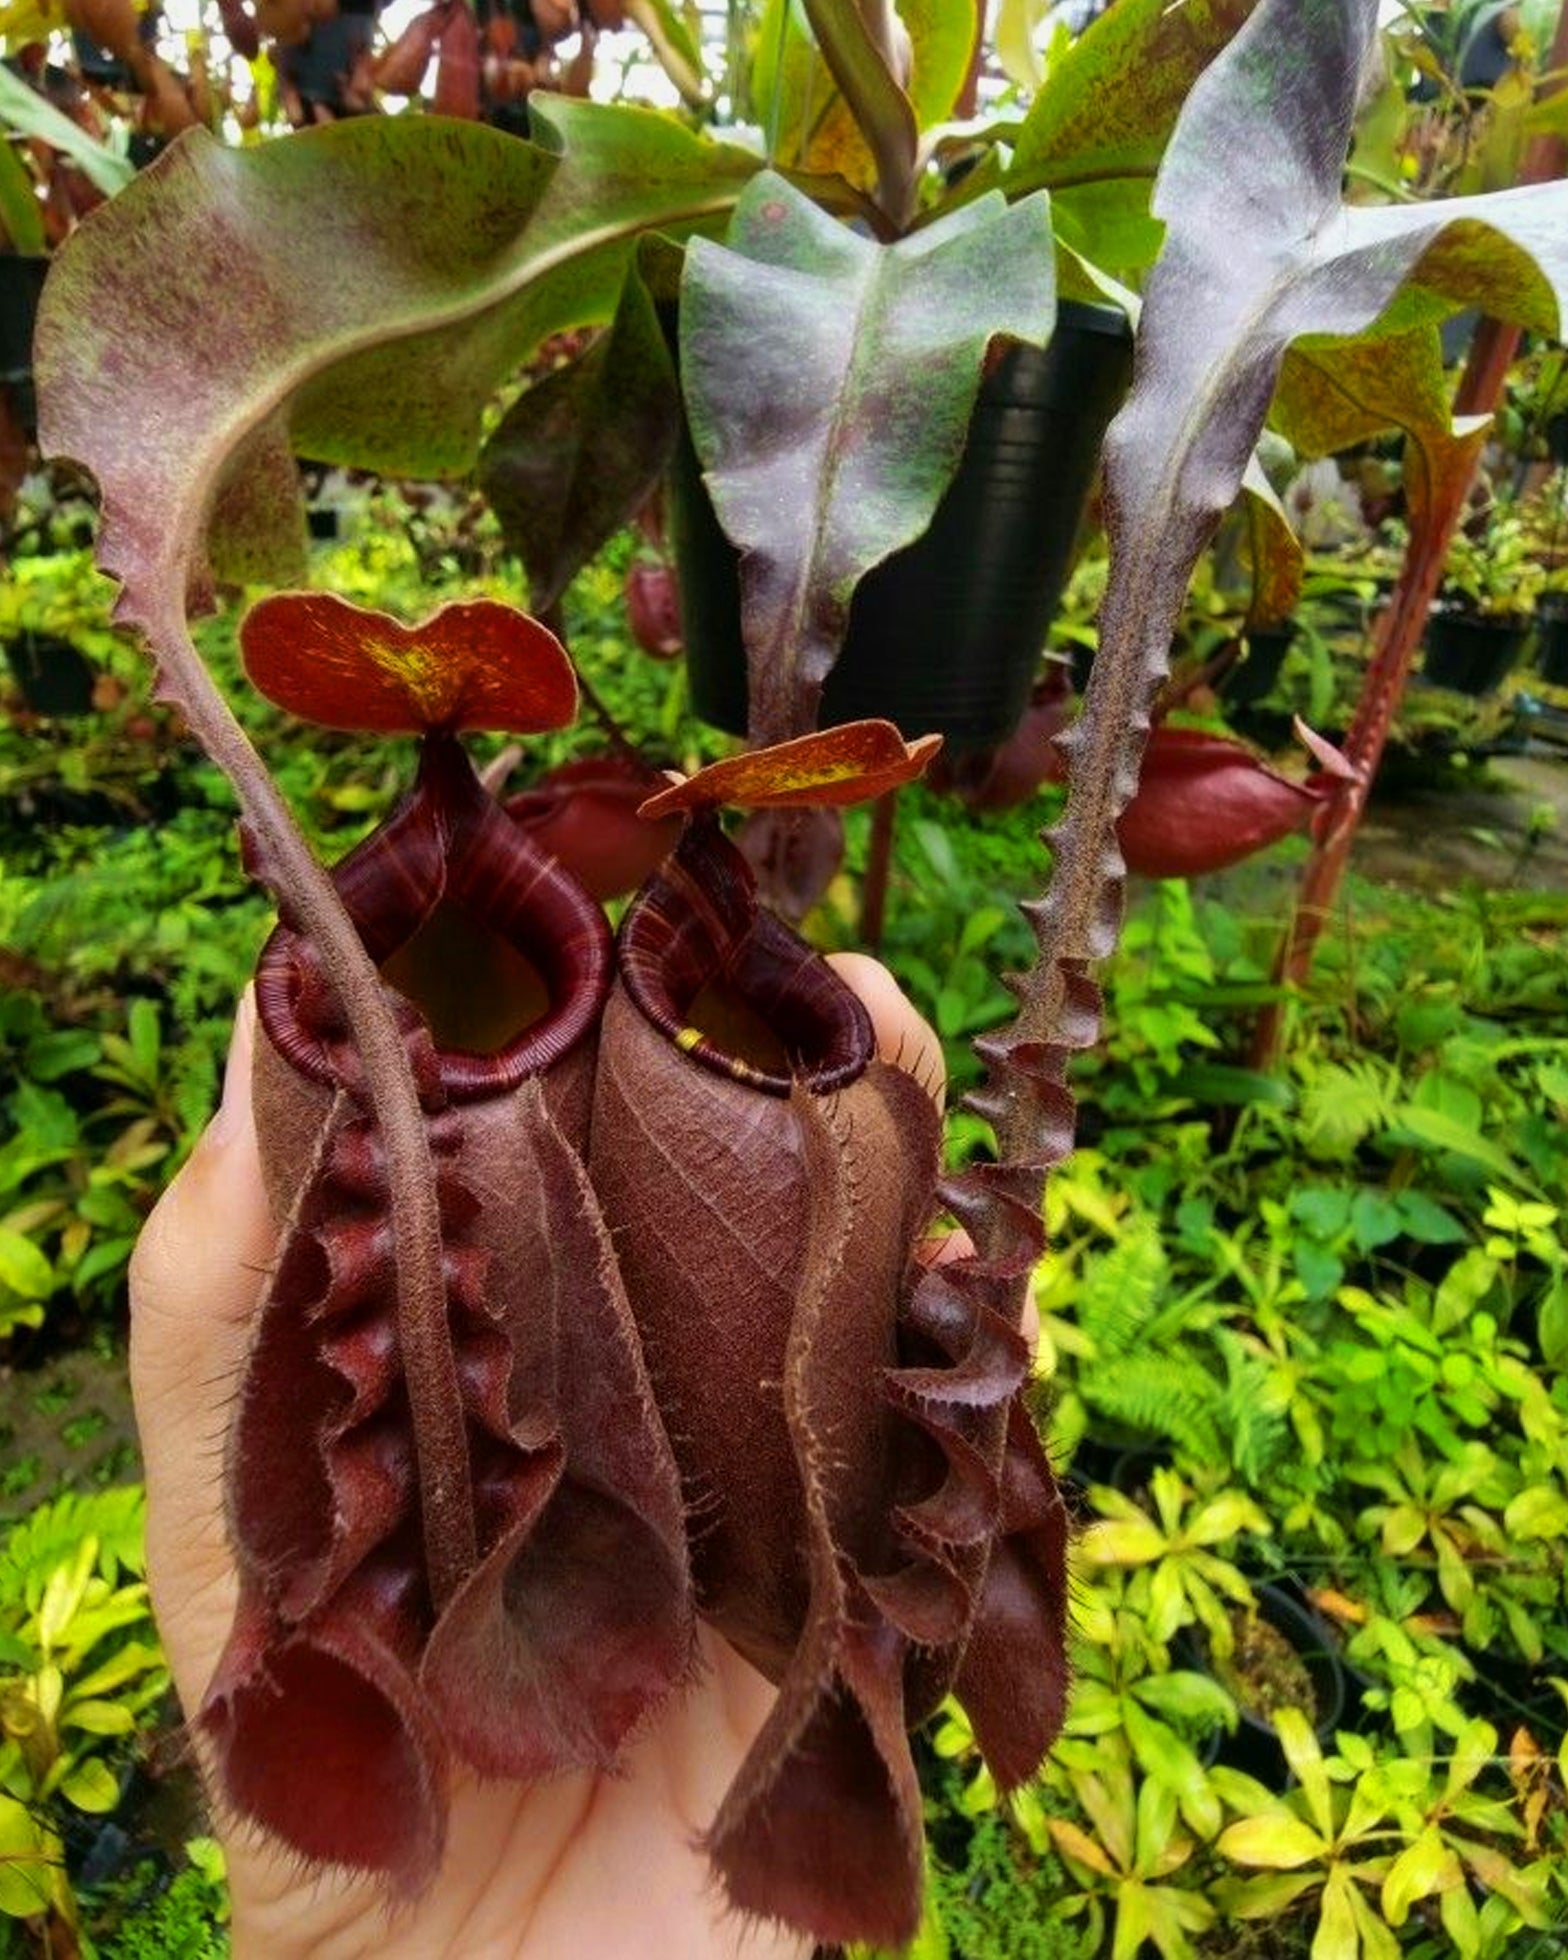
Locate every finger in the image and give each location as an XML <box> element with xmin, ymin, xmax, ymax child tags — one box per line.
<box><xmin>129</xmin><ymin>992</ymin><xmax>275</xmax><ymax>1715</ymax></box>
<box><xmin>826</xmin><ymin>951</ymin><xmax>945</xmax><ymax>1110</ymax></box>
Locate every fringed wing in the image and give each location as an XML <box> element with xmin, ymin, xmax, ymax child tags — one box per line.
<box><xmin>203</xmin><ymin>742</ymin><xmax>693</xmax><ymax>1887</ymax></box>
<box><xmin>593</xmin><ymin>812</ymin><xmax>1070</xmax><ymax>1945</ymax></box>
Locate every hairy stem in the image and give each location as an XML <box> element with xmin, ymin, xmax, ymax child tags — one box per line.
<box><xmin>148</xmin><ymin>598</ymin><xmax>477</xmax><ymax>1610</ymax></box>
<box><xmin>1252</xmin><ymin>1</ymin><xmax>1568</xmax><ymax>1069</ymax></box>
<box><xmin>963</xmin><ymin>525</ymin><xmax>1179</xmax><ymax>1296</ymax></box>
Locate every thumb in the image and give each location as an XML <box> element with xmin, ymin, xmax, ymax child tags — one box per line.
<box><xmin>129</xmin><ymin>991</ymin><xmax>275</xmax><ymax>1716</ymax></box>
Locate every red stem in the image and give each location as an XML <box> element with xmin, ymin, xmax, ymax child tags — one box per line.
<box><xmin>860</xmin><ymin>788</ymin><xmax>897</xmax><ymax>951</ymax></box>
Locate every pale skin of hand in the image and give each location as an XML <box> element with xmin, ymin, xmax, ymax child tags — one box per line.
<box><xmin>129</xmin><ymin>953</ymin><xmax>946</xmax><ymax>1960</ymax></box>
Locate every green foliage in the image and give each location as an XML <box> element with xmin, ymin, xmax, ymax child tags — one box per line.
<box><xmin>858</xmin><ymin>1808</ymin><xmax>1090</xmax><ymax>1960</ymax></box>
<box><xmin>0</xmin><ymin>1486</ymin><xmax>166</xmax><ymax>1941</ymax></box>
<box><xmin>0</xmin><ymin>987</ymin><xmax>229</xmax><ymax>1341</ymax></box>
<box><xmin>1077</xmin><ymin>1470</ymin><xmax>1270</xmax><ymax>1659</ymax></box>
<box><xmin>1439</xmin><ymin>499</ymin><xmax>1548</xmax><ymax>621</ymax></box>
<box><xmin>89</xmin><ymin>1840</ymin><xmax>230</xmax><ymax>1960</ymax></box>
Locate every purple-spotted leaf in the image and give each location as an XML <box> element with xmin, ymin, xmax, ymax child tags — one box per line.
<box><xmin>681</xmin><ymin>170</ymin><xmax>1054</xmax><ymax>745</ymax></box>
<box><xmin>1008</xmin><ymin>0</ymin><xmax>1260</xmax><ymax>179</ymax></box>
<box><xmin>1273</xmin><ymin>326</ymin><xmax>1492</xmax><ymax>537</ymax></box>
<box><xmin>480</xmin><ymin>262</ymin><xmax>680</xmax><ymax>614</ymax></box>
<box><xmin>240</xmin><ymin>593</ymin><xmax>578</xmax><ymax>735</ymax></box>
<box><xmin>36</xmin><ymin>98</ymin><xmax>760</xmax><ymax>640</ymax></box>
<box><xmin>637</xmin><ymin>721</ymin><xmax>941</xmax><ymax>819</ymax></box>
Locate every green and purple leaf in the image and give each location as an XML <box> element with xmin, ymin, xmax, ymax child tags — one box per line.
<box><xmin>1273</xmin><ymin>326</ymin><xmax>1492</xmax><ymax>538</ymax></box>
<box><xmin>36</xmin><ymin>98</ymin><xmax>760</xmax><ymax>637</ymax></box>
<box><xmin>1008</xmin><ymin>0</ymin><xmax>1262</xmax><ymax>184</ymax></box>
<box><xmin>480</xmin><ymin>262</ymin><xmax>681</xmax><ymax>614</ymax></box>
<box><xmin>1005</xmin><ymin>0</ymin><xmax>1261</xmax><ymax>277</ymax></box>
<box><xmin>681</xmin><ymin>170</ymin><xmax>1054</xmax><ymax>745</ymax></box>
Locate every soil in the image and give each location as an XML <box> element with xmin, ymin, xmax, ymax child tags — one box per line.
<box><xmin>0</xmin><ymin>1349</ymin><xmax>140</xmax><ymax>1529</ymax></box>
<box><xmin>1215</xmin><ymin>1606</ymin><xmax>1319</xmax><ymax>1725</ymax></box>
<box><xmin>1351</xmin><ymin>749</ymin><xmax>1568</xmax><ymax>894</ymax></box>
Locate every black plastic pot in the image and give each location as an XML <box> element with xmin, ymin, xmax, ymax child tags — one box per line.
<box><xmin>671</xmin><ymin>299</ymin><xmax>1134</xmax><ymax>747</ymax></box>
<box><xmin>1180</xmin><ymin>1582</ymin><xmax>1346</xmax><ymax>1788</ymax></box>
<box><xmin>5</xmin><ymin>631</ymin><xmax>98</xmax><ymax>716</ymax></box>
<box><xmin>1422</xmin><ymin>607</ymin><xmax>1530</xmax><ymax>696</ymax></box>
<box><xmin>0</xmin><ymin>255</ymin><xmax>47</xmax><ymax>384</ymax></box>
<box><xmin>1223</xmin><ymin>620</ymin><xmax>1296</xmax><ymax>705</ymax></box>
<box><xmin>1535</xmin><ymin>599</ymin><xmax>1568</xmax><ymax>687</ymax></box>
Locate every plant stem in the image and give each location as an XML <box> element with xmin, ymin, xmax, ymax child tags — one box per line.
<box><xmin>148</xmin><ymin>599</ymin><xmax>476</xmax><ymax>1611</ymax></box>
<box><xmin>541</xmin><ymin>599</ymin><xmax>645</xmax><ymax>766</ymax></box>
<box><xmin>1251</xmin><ymin>0</ymin><xmax>1568</xmax><ymax>1071</ymax></box>
<box><xmin>800</xmin><ymin>0</ymin><xmax>918</xmax><ymax>228</ymax></box>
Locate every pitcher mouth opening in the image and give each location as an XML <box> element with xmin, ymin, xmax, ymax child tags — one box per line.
<box><xmin>616</xmin><ymin>820</ymin><xmax>872</xmax><ymax>1096</ymax></box>
<box><xmin>255</xmin><ymin>736</ymin><xmax>612</xmax><ymax>1100</ymax></box>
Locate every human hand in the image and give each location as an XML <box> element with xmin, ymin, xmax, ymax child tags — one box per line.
<box><xmin>129</xmin><ymin>955</ymin><xmax>943</xmax><ymax>1960</ymax></box>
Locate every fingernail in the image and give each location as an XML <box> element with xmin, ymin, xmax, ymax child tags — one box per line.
<box><xmin>206</xmin><ymin>990</ymin><xmax>257</xmax><ymax>1151</ymax></box>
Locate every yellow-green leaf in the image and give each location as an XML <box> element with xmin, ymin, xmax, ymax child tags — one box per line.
<box><xmin>1345</xmin><ymin>1878</ymin><xmax>1403</xmax><ymax>1960</ymax></box>
<box><xmin>1080</xmin><ymin>1517</ymin><xmax>1168</xmax><ymax>1566</ymax></box>
<box><xmin>1215</xmin><ymin>1812</ymin><xmax>1328</xmax><ymax>1870</ymax></box>
<box><xmin>63</xmin><ymin>1698</ymin><xmax>136</xmax><ymax>1738</ymax></box>
<box><xmin>0</xmin><ymin>1794</ymin><xmax>58</xmax><ymax>1919</ymax></box>
<box><xmin>1047</xmin><ymin>1815</ymin><xmax>1118</xmax><ymax>1877</ymax></box>
<box><xmin>59</xmin><ymin>1757</ymin><xmax>119</xmax><ymax>1815</ymax></box>
<box><xmin>1276</xmin><ymin>1707</ymin><xmax>1335</xmax><ymax>1841</ymax></box>
<box><xmin>1311</xmin><ymin>1867</ymin><xmax>1361</xmax><ymax>1960</ymax></box>
<box><xmin>1381</xmin><ymin>1827</ymin><xmax>1459</xmax><ymax>1926</ymax></box>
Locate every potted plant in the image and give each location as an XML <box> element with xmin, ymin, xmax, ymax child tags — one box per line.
<box><xmin>671</xmin><ymin>293</ymin><xmax>1135</xmax><ymax>748</ymax></box>
<box><xmin>1203</xmin><ymin>1582</ymin><xmax>1348</xmax><ymax>1784</ymax></box>
<box><xmin>1520</xmin><ymin>466</ymin><xmax>1568</xmax><ymax>683</ymax></box>
<box><xmin>457</xmin><ymin>0</ymin><xmax>1265</xmax><ymax>769</ymax></box>
<box><xmin>33</xmin><ymin>0</ymin><xmax>1568</xmax><ymax>1944</ymax></box>
<box><xmin>1425</xmin><ymin>495</ymin><xmax>1544</xmax><ymax>693</ymax></box>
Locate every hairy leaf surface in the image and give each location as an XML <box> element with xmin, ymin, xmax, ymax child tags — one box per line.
<box><xmin>682</xmin><ymin>170</ymin><xmax>1054</xmax><ymax>743</ymax></box>
<box><xmin>37</xmin><ymin>99</ymin><xmax>758</xmax><ymax>624</ymax></box>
